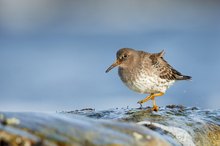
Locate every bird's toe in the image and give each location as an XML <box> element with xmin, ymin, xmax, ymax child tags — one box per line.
<box><xmin>137</xmin><ymin>100</ymin><xmax>144</xmax><ymax>104</ymax></box>
<box><xmin>152</xmin><ymin>105</ymin><xmax>159</xmax><ymax>112</ymax></box>
<box><xmin>137</xmin><ymin>101</ymin><xmax>143</xmax><ymax>108</ymax></box>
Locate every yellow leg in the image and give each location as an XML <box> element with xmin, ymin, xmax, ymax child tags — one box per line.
<box><xmin>137</xmin><ymin>92</ymin><xmax>164</xmax><ymax>111</ymax></box>
<box><xmin>151</xmin><ymin>92</ymin><xmax>164</xmax><ymax>111</ymax></box>
<box><xmin>137</xmin><ymin>93</ymin><xmax>153</xmax><ymax>105</ymax></box>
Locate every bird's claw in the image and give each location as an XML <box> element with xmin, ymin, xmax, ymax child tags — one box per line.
<box><xmin>152</xmin><ymin>105</ymin><xmax>159</xmax><ymax>112</ymax></box>
<box><xmin>137</xmin><ymin>101</ymin><xmax>143</xmax><ymax>108</ymax></box>
<box><xmin>137</xmin><ymin>100</ymin><xmax>143</xmax><ymax>104</ymax></box>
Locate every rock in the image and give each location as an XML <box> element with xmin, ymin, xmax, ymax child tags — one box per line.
<box><xmin>0</xmin><ymin>112</ymin><xmax>171</xmax><ymax>146</ymax></box>
<box><xmin>66</xmin><ymin>105</ymin><xmax>220</xmax><ymax>146</ymax></box>
<box><xmin>1</xmin><ymin>105</ymin><xmax>219</xmax><ymax>146</ymax></box>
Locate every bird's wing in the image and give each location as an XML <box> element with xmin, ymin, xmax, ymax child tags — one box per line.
<box><xmin>149</xmin><ymin>51</ymin><xmax>188</xmax><ymax>80</ymax></box>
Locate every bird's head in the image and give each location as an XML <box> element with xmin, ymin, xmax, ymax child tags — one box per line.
<box><xmin>105</xmin><ymin>48</ymin><xmax>136</xmax><ymax>73</ymax></box>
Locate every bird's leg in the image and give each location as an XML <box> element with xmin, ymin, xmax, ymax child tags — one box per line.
<box><xmin>151</xmin><ymin>97</ymin><xmax>159</xmax><ymax>111</ymax></box>
<box><xmin>137</xmin><ymin>94</ymin><xmax>153</xmax><ymax>107</ymax></box>
<box><xmin>150</xmin><ymin>92</ymin><xmax>164</xmax><ymax>111</ymax></box>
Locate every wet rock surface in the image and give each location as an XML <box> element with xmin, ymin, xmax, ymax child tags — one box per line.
<box><xmin>64</xmin><ymin>105</ymin><xmax>220</xmax><ymax>146</ymax></box>
<box><xmin>0</xmin><ymin>105</ymin><xmax>219</xmax><ymax>146</ymax></box>
<box><xmin>0</xmin><ymin>112</ymin><xmax>170</xmax><ymax>146</ymax></box>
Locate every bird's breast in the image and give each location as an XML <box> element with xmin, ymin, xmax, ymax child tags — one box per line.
<box><xmin>118</xmin><ymin>67</ymin><xmax>174</xmax><ymax>94</ymax></box>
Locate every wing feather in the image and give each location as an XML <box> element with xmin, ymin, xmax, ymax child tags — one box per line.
<box><xmin>149</xmin><ymin>53</ymin><xmax>188</xmax><ymax>81</ymax></box>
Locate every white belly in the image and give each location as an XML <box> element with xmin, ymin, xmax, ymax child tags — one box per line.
<box><xmin>122</xmin><ymin>73</ymin><xmax>175</xmax><ymax>94</ymax></box>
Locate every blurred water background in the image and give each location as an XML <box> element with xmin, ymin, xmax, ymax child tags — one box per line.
<box><xmin>0</xmin><ymin>0</ymin><xmax>219</xmax><ymax>112</ymax></box>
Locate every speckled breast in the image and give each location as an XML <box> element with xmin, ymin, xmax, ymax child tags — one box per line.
<box><xmin>118</xmin><ymin>67</ymin><xmax>175</xmax><ymax>94</ymax></box>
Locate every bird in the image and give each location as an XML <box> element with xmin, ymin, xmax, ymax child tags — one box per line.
<box><xmin>105</xmin><ymin>48</ymin><xmax>191</xmax><ymax>111</ymax></box>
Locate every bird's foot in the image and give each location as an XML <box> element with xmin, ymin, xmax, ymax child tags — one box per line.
<box><xmin>137</xmin><ymin>100</ymin><xmax>144</xmax><ymax>108</ymax></box>
<box><xmin>137</xmin><ymin>102</ymin><xmax>143</xmax><ymax>108</ymax></box>
<box><xmin>152</xmin><ymin>105</ymin><xmax>159</xmax><ymax>112</ymax></box>
<box><xmin>137</xmin><ymin>100</ymin><xmax>144</xmax><ymax>104</ymax></box>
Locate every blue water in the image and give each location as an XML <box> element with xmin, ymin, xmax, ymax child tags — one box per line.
<box><xmin>0</xmin><ymin>1</ymin><xmax>219</xmax><ymax>111</ymax></box>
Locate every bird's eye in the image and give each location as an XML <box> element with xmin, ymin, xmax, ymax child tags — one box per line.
<box><xmin>123</xmin><ymin>54</ymin><xmax>128</xmax><ymax>58</ymax></box>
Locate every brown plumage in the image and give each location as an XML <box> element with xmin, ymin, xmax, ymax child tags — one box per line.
<box><xmin>105</xmin><ymin>48</ymin><xmax>191</xmax><ymax>111</ymax></box>
<box><xmin>149</xmin><ymin>50</ymin><xmax>191</xmax><ymax>81</ymax></box>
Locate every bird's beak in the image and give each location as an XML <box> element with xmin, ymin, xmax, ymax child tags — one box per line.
<box><xmin>105</xmin><ymin>60</ymin><xmax>121</xmax><ymax>73</ymax></box>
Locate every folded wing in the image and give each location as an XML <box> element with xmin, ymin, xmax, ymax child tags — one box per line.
<box><xmin>149</xmin><ymin>50</ymin><xmax>191</xmax><ymax>81</ymax></box>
